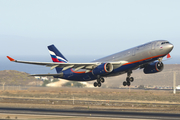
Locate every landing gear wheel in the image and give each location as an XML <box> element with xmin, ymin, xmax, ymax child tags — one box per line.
<box><xmin>100</xmin><ymin>78</ymin><xmax>104</xmax><ymax>83</ymax></box>
<box><xmin>94</xmin><ymin>82</ymin><xmax>98</xmax><ymax>87</ymax></box>
<box><xmin>129</xmin><ymin>77</ymin><xmax>134</xmax><ymax>82</ymax></box>
<box><xmin>127</xmin><ymin>81</ymin><xmax>131</xmax><ymax>86</ymax></box>
<box><xmin>123</xmin><ymin>81</ymin><xmax>127</xmax><ymax>86</ymax></box>
<box><xmin>97</xmin><ymin>82</ymin><xmax>101</xmax><ymax>87</ymax></box>
<box><xmin>126</xmin><ymin>77</ymin><xmax>130</xmax><ymax>82</ymax></box>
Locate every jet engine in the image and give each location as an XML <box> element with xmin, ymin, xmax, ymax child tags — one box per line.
<box><xmin>92</xmin><ymin>63</ymin><xmax>113</xmax><ymax>76</ymax></box>
<box><xmin>143</xmin><ymin>62</ymin><xmax>164</xmax><ymax>74</ymax></box>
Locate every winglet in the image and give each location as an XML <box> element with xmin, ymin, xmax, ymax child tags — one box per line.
<box><xmin>7</xmin><ymin>56</ymin><xmax>15</xmax><ymax>61</ymax></box>
<box><xmin>167</xmin><ymin>53</ymin><xmax>171</xmax><ymax>59</ymax></box>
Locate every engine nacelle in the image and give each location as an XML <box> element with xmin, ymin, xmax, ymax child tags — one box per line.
<box><xmin>143</xmin><ymin>62</ymin><xmax>164</xmax><ymax>74</ymax></box>
<box><xmin>92</xmin><ymin>63</ymin><xmax>113</xmax><ymax>76</ymax></box>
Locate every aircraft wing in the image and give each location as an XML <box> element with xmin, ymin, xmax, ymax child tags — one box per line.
<box><xmin>7</xmin><ymin>56</ymin><xmax>128</xmax><ymax>72</ymax></box>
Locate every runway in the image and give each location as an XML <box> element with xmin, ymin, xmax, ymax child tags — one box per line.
<box><xmin>0</xmin><ymin>107</ymin><xmax>180</xmax><ymax>120</ymax></box>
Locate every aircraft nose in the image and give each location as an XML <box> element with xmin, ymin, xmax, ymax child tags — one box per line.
<box><xmin>167</xmin><ymin>43</ymin><xmax>174</xmax><ymax>52</ymax></box>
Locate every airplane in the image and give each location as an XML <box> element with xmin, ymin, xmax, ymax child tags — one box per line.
<box><xmin>7</xmin><ymin>40</ymin><xmax>173</xmax><ymax>87</ymax></box>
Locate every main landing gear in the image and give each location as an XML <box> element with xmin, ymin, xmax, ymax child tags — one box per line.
<box><xmin>94</xmin><ymin>77</ymin><xmax>104</xmax><ymax>87</ymax></box>
<box><xmin>123</xmin><ymin>71</ymin><xmax>134</xmax><ymax>86</ymax></box>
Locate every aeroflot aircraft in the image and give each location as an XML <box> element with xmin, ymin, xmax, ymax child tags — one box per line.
<box><xmin>7</xmin><ymin>40</ymin><xmax>173</xmax><ymax>87</ymax></box>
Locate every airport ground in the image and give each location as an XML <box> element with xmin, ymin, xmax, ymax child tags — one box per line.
<box><xmin>0</xmin><ymin>87</ymin><xmax>180</xmax><ymax>119</ymax></box>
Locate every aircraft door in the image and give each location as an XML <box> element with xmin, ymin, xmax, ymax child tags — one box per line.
<box><xmin>151</xmin><ymin>42</ymin><xmax>155</xmax><ymax>50</ymax></box>
<box><xmin>132</xmin><ymin>49</ymin><xmax>136</xmax><ymax>56</ymax></box>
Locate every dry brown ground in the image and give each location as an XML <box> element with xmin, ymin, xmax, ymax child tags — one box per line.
<box><xmin>0</xmin><ymin>87</ymin><xmax>180</xmax><ymax>114</ymax></box>
<box><xmin>0</xmin><ymin>113</ymin><xmax>139</xmax><ymax>120</ymax></box>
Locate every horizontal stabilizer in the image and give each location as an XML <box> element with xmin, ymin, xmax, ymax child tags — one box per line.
<box><xmin>30</xmin><ymin>73</ymin><xmax>63</xmax><ymax>77</ymax></box>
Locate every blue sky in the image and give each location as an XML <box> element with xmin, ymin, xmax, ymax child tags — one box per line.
<box><xmin>0</xmin><ymin>0</ymin><xmax>180</xmax><ymax>59</ymax></box>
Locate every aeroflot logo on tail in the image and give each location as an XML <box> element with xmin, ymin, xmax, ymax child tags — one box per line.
<box><xmin>49</xmin><ymin>50</ymin><xmax>68</xmax><ymax>63</ymax></box>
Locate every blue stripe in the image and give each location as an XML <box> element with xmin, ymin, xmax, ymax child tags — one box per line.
<box><xmin>50</xmin><ymin>55</ymin><xmax>56</xmax><ymax>58</ymax></box>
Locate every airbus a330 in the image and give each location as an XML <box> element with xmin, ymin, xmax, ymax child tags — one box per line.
<box><xmin>7</xmin><ymin>40</ymin><xmax>173</xmax><ymax>87</ymax></box>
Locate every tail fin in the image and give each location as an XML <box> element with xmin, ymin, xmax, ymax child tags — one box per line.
<box><xmin>48</xmin><ymin>44</ymin><xmax>68</xmax><ymax>73</ymax></box>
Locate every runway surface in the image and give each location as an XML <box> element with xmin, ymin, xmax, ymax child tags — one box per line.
<box><xmin>0</xmin><ymin>107</ymin><xmax>180</xmax><ymax>120</ymax></box>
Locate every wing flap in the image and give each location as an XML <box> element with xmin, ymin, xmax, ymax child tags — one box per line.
<box><xmin>50</xmin><ymin>65</ymin><xmax>59</xmax><ymax>70</ymax></box>
<box><xmin>62</xmin><ymin>65</ymin><xmax>74</xmax><ymax>71</ymax></box>
<box><xmin>74</xmin><ymin>66</ymin><xmax>84</xmax><ymax>71</ymax></box>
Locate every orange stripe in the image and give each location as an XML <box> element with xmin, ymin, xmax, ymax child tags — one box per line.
<box><xmin>71</xmin><ymin>54</ymin><xmax>165</xmax><ymax>74</ymax></box>
<box><xmin>123</xmin><ymin>54</ymin><xmax>166</xmax><ymax>65</ymax></box>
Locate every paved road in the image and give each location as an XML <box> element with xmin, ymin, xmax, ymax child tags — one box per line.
<box><xmin>0</xmin><ymin>107</ymin><xmax>180</xmax><ymax>120</ymax></box>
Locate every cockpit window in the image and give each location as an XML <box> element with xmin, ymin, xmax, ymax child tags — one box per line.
<box><xmin>161</xmin><ymin>42</ymin><xmax>169</xmax><ymax>45</ymax></box>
